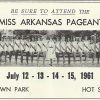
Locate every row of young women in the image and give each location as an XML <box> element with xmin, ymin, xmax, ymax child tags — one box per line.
<box><xmin>0</xmin><ymin>36</ymin><xmax>100</xmax><ymax>66</ymax></box>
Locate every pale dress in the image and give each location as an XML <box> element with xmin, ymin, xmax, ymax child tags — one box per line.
<box><xmin>83</xmin><ymin>41</ymin><xmax>90</xmax><ymax>52</ymax></box>
<box><xmin>71</xmin><ymin>41</ymin><xmax>78</xmax><ymax>52</ymax></box>
<box><xmin>42</xmin><ymin>40</ymin><xmax>48</xmax><ymax>52</ymax></box>
<box><xmin>46</xmin><ymin>40</ymin><xmax>56</xmax><ymax>60</ymax></box>
<box><xmin>8</xmin><ymin>41</ymin><xmax>14</xmax><ymax>52</ymax></box>
<box><xmin>55</xmin><ymin>42</ymin><xmax>60</xmax><ymax>53</ymax></box>
<box><xmin>78</xmin><ymin>42</ymin><xmax>84</xmax><ymax>53</ymax></box>
<box><xmin>96</xmin><ymin>43</ymin><xmax>100</xmax><ymax>52</ymax></box>
<box><xmin>36</xmin><ymin>41</ymin><xmax>42</xmax><ymax>52</ymax></box>
<box><xmin>90</xmin><ymin>43</ymin><xmax>95</xmax><ymax>53</ymax></box>
<box><xmin>66</xmin><ymin>42</ymin><xmax>72</xmax><ymax>52</ymax></box>
<box><xmin>60</xmin><ymin>41</ymin><xmax>66</xmax><ymax>52</ymax></box>
<box><xmin>25</xmin><ymin>41</ymin><xmax>30</xmax><ymax>52</ymax></box>
<box><xmin>4</xmin><ymin>41</ymin><xmax>9</xmax><ymax>52</ymax></box>
<box><xmin>20</xmin><ymin>40</ymin><xmax>25</xmax><ymax>51</ymax></box>
<box><xmin>0</xmin><ymin>41</ymin><xmax>4</xmax><ymax>52</ymax></box>
<box><xmin>30</xmin><ymin>42</ymin><xmax>36</xmax><ymax>53</ymax></box>
<box><xmin>14</xmin><ymin>40</ymin><xmax>20</xmax><ymax>51</ymax></box>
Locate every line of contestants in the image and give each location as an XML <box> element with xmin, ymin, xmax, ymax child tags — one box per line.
<box><xmin>0</xmin><ymin>37</ymin><xmax>100</xmax><ymax>66</ymax></box>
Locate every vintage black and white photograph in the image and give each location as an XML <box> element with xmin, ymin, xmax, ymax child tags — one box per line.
<box><xmin>0</xmin><ymin>30</ymin><xmax>100</xmax><ymax>67</ymax></box>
